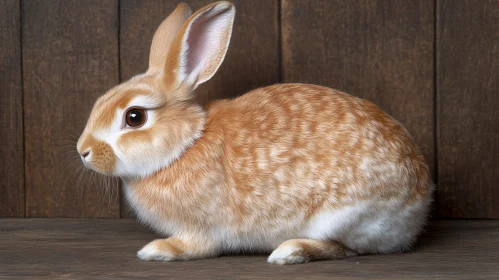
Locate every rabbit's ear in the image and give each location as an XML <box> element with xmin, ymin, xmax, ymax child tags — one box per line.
<box><xmin>163</xmin><ymin>1</ymin><xmax>235</xmax><ymax>91</ymax></box>
<box><xmin>148</xmin><ymin>3</ymin><xmax>193</xmax><ymax>74</ymax></box>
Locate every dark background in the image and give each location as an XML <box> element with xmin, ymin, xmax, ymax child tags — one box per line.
<box><xmin>0</xmin><ymin>0</ymin><xmax>497</xmax><ymax>219</ymax></box>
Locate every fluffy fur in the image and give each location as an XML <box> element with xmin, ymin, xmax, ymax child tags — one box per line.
<box><xmin>77</xmin><ymin>1</ymin><xmax>434</xmax><ymax>265</ymax></box>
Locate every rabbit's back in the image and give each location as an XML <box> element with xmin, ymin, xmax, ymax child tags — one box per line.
<box><xmin>202</xmin><ymin>83</ymin><xmax>433</xmax><ymax>253</ymax></box>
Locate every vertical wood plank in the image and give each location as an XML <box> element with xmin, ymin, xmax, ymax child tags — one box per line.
<box><xmin>0</xmin><ymin>0</ymin><xmax>24</xmax><ymax>217</ymax></box>
<box><xmin>282</xmin><ymin>0</ymin><xmax>435</xmax><ymax>193</ymax></box>
<box><xmin>23</xmin><ymin>0</ymin><xmax>120</xmax><ymax>217</ymax></box>
<box><xmin>437</xmin><ymin>0</ymin><xmax>499</xmax><ymax>218</ymax></box>
<box><xmin>119</xmin><ymin>0</ymin><xmax>279</xmax><ymax>217</ymax></box>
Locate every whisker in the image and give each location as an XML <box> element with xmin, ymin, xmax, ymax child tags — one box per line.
<box><xmin>64</xmin><ymin>133</ymin><xmax>79</xmax><ymax>140</ymax></box>
<box><xmin>62</xmin><ymin>160</ymin><xmax>82</xmax><ymax>175</ymax></box>
<box><xmin>114</xmin><ymin>177</ymin><xmax>120</xmax><ymax>210</ymax></box>
<box><xmin>57</xmin><ymin>145</ymin><xmax>79</xmax><ymax>149</ymax></box>
<box><xmin>97</xmin><ymin>173</ymin><xmax>105</xmax><ymax>205</ymax></box>
<box><xmin>75</xmin><ymin>166</ymin><xmax>87</xmax><ymax>199</ymax></box>
<box><xmin>108</xmin><ymin>176</ymin><xmax>113</xmax><ymax>213</ymax></box>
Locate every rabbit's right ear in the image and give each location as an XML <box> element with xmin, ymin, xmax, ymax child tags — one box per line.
<box><xmin>162</xmin><ymin>1</ymin><xmax>235</xmax><ymax>95</ymax></box>
<box><xmin>148</xmin><ymin>3</ymin><xmax>193</xmax><ymax>74</ymax></box>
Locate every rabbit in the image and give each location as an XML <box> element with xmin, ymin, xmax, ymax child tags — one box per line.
<box><xmin>77</xmin><ymin>1</ymin><xmax>434</xmax><ymax>265</ymax></box>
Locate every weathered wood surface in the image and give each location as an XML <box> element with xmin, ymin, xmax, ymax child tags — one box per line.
<box><xmin>22</xmin><ymin>0</ymin><xmax>120</xmax><ymax>217</ymax></box>
<box><xmin>0</xmin><ymin>0</ymin><xmax>24</xmax><ymax>217</ymax></box>
<box><xmin>0</xmin><ymin>219</ymin><xmax>498</xmax><ymax>279</ymax></box>
<box><xmin>437</xmin><ymin>0</ymin><xmax>499</xmax><ymax>218</ymax></box>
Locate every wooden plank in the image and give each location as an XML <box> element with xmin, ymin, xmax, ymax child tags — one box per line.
<box><xmin>1</xmin><ymin>219</ymin><xmax>498</xmax><ymax>279</ymax></box>
<box><xmin>437</xmin><ymin>0</ymin><xmax>499</xmax><ymax>218</ymax></box>
<box><xmin>282</xmin><ymin>1</ymin><xmax>435</xmax><ymax>181</ymax></box>
<box><xmin>0</xmin><ymin>0</ymin><xmax>24</xmax><ymax>217</ymax></box>
<box><xmin>22</xmin><ymin>0</ymin><xmax>120</xmax><ymax>217</ymax></box>
<box><xmin>119</xmin><ymin>0</ymin><xmax>280</xmax><ymax>217</ymax></box>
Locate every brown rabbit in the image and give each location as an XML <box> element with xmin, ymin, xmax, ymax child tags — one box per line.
<box><xmin>77</xmin><ymin>1</ymin><xmax>433</xmax><ymax>264</ymax></box>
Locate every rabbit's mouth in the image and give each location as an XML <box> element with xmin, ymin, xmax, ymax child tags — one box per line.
<box><xmin>82</xmin><ymin>157</ymin><xmax>116</xmax><ymax>176</ymax></box>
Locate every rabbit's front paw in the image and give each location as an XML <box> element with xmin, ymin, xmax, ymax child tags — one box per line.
<box><xmin>137</xmin><ymin>239</ymin><xmax>177</xmax><ymax>261</ymax></box>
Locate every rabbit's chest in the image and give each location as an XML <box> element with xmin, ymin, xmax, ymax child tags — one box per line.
<box><xmin>123</xmin><ymin>178</ymin><xmax>224</xmax><ymax>236</ymax></box>
<box><xmin>123</xmin><ymin>182</ymin><xmax>181</xmax><ymax>236</ymax></box>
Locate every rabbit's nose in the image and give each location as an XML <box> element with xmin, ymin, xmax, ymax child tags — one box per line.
<box><xmin>81</xmin><ymin>151</ymin><xmax>90</xmax><ymax>159</ymax></box>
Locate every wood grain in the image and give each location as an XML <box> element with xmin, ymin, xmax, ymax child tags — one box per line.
<box><xmin>119</xmin><ymin>0</ymin><xmax>280</xmax><ymax>217</ymax></box>
<box><xmin>1</xmin><ymin>219</ymin><xmax>498</xmax><ymax>279</ymax></box>
<box><xmin>0</xmin><ymin>0</ymin><xmax>24</xmax><ymax>217</ymax></box>
<box><xmin>22</xmin><ymin>0</ymin><xmax>120</xmax><ymax>217</ymax></box>
<box><xmin>437</xmin><ymin>0</ymin><xmax>499</xmax><ymax>218</ymax></box>
<box><xmin>282</xmin><ymin>0</ymin><xmax>435</xmax><ymax>180</ymax></box>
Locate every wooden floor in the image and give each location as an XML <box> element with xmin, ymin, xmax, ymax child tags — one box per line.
<box><xmin>0</xmin><ymin>219</ymin><xmax>498</xmax><ymax>279</ymax></box>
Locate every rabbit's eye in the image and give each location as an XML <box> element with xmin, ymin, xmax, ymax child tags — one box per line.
<box><xmin>125</xmin><ymin>108</ymin><xmax>147</xmax><ymax>128</ymax></box>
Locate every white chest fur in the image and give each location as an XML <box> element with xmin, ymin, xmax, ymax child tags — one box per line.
<box><xmin>124</xmin><ymin>183</ymin><xmax>180</xmax><ymax>237</ymax></box>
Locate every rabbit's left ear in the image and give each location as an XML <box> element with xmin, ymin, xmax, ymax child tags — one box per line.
<box><xmin>163</xmin><ymin>1</ymin><xmax>235</xmax><ymax>91</ymax></box>
<box><xmin>148</xmin><ymin>3</ymin><xmax>193</xmax><ymax>74</ymax></box>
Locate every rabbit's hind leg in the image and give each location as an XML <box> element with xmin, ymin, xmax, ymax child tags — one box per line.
<box><xmin>267</xmin><ymin>239</ymin><xmax>356</xmax><ymax>265</ymax></box>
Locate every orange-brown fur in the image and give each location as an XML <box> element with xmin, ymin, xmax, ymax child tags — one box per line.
<box><xmin>78</xmin><ymin>1</ymin><xmax>433</xmax><ymax>265</ymax></box>
<box><xmin>127</xmin><ymin>84</ymin><xmax>431</xmax><ymax>236</ymax></box>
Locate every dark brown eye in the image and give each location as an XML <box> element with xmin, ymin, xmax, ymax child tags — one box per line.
<box><xmin>125</xmin><ymin>108</ymin><xmax>147</xmax><ymax>128</ymax></box>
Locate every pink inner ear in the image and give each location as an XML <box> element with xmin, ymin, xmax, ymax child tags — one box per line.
<box><xmin>186</xmin><ymin>14</ymin><xmax>209</xmax><ymax>75</ymax></box>
<box><xmin>185</xmin><ymin>6</ymin><xmax>231</xmax><ymax>79</ymax></box>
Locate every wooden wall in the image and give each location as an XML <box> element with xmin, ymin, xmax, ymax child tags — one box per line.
<box><xmin>0</xmin><ymin>0</ymin><xmax>497</xmax><ymax>219</ymax></box>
